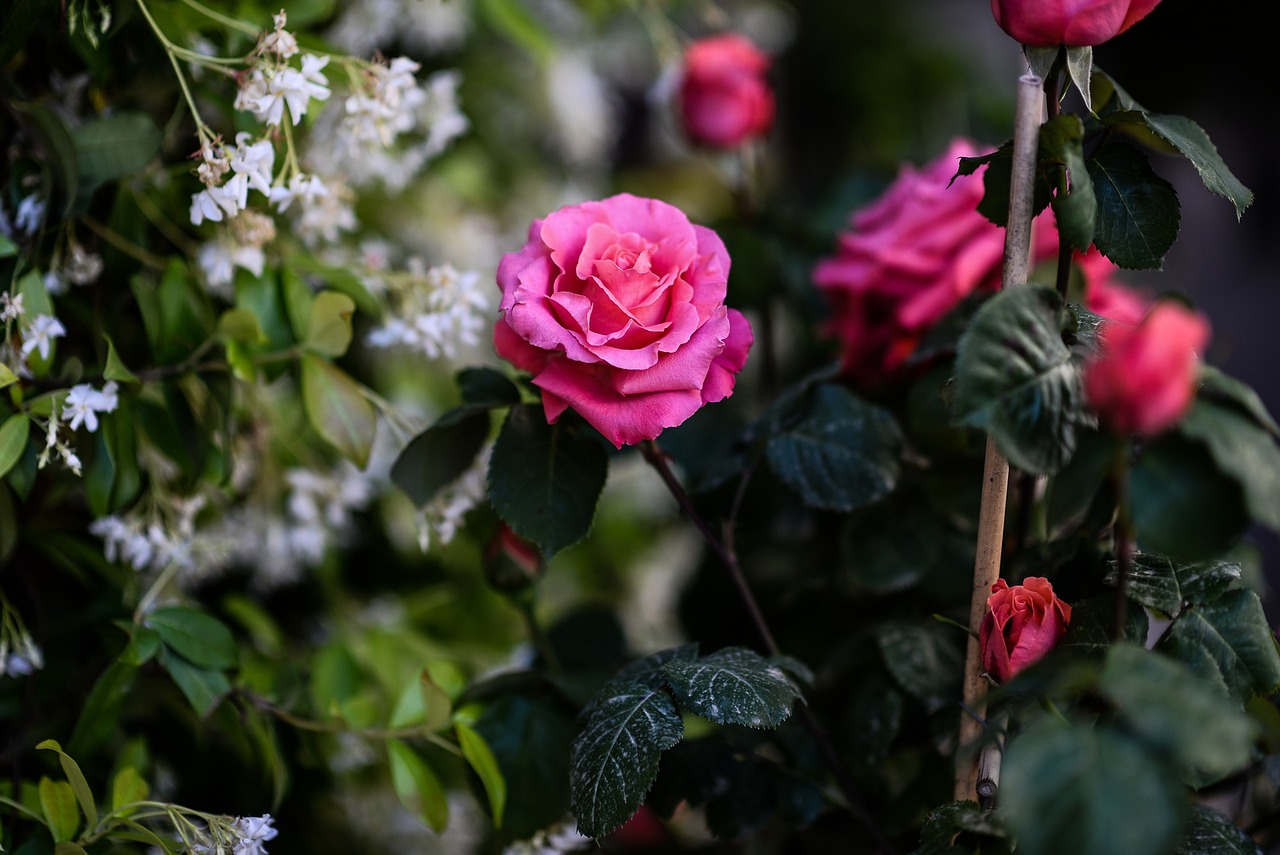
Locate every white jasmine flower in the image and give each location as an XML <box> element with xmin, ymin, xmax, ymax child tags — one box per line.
<box><xmin>0</xmin><ymin>292</ymin><xmax>23</xmax><ymax>321</ymax></box>
<box><xmin>268</xmin><ymin>173</ymin><xmax>328</xmax><ymax>213</ymax></box>
<box><xmin>248</xmin><ymin>60</ymin><xmax>331</xmax><ymax>127</ymax></box>
<box><xmin>198</xmin><ymin>237</ymin><xmax>266</xmax><ymax>297</ymax></box>
<box><xmin>292</xmin><ymin>183</ymin><xmax>356</xmax><ymax>246</ymax></box>
<box><xmin>258</xmin><ymin>10</ymin><xmax>298</xmax><ymax>59</ymax></box>
<box><xmin>190</xmin><ymin>183</ymin><xmax>244</xmax><ymax>226</ymax></box>
<box><xmin>229</xmin><ymin>133</ymin><xmax>276</xmax><ymax>197</ymax></box>
<box><xmin>63</xmin><ymin>384</ymin><xmax>102</xmax><ymax>431</ymax></box>
<box><xmin>15</xmin><ymin>194</ymin><xmax>45</xmax><ymax>234</ymax></box>
<box><xmin>21</xmin><ymin>314</ymin><xmax>66</xmax><ymax>360</ymax></box>
<box><xmin>366</xmin><ymin>263</ymin><xmax>487</xmax><ymax>360</ymax></box>
<box><xmin>232</xmin><ymin>814</ymin><xmax>278</xmax><ymax>855</ymax></box>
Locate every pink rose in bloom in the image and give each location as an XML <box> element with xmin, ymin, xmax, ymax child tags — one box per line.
<box><xmin>812</xmin><ymin>139</ymin><xmax>1144</xmax><ymax>388</ymax></box>
<box><xmin>678</xmin><ymin>33</ymin><xmax>775</xmax><ymax>149</ymax></box>
<box><xmin>1083</xmin><ymin>301</ymin><xmax>1211</xmax><ymax>435</ymax></box>
<box><xmin>990</xmin><ymin>0</ymin><xmax>1163</xmax><ymax>47</ymax></box>
<box><xmin>980</xmin><ymin>577</ymin><xmax>1073</xmax><ymax>683</ymax></box>
<box><xmin>493</xmin><ymin>193</ymin><xmax>753</xmax><ymax>449</ymax></box>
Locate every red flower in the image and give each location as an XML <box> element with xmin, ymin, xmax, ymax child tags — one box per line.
<box><xmin>677</xmin><ymin>33</ymin><xmax>774</xmax><ymax>149</ymax></box>
<box><xmin>980</xmin><ymin>577</ymin><xmax>1072</xmax><ymax>683</ymax></box>
<box><xmin>990</xmin><ymin>0</ymin><xmax>1163</xmax><ymax>47</ymax></box>
<box><xmin>1083</xmin><ymin>301</ymin><xmax>1210</xmax><ymax>436</ymax></box>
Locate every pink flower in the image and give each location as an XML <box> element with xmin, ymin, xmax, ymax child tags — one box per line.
<box><xmin>493</xmin><ymin>193</ymin><xmax>753</xmax><ymax>449</ymax></box>
<box><xmin>1083</xmin><ymin>301</ymin><xmax>1210</xmax><ymax>435</ymax></box>
<box><xmin>677</xmin><ymin>33</ymin><xmax>774</xmax><ymax>149</ymax></box>
<box><xmin>980</xmin><ymin>577</ymin><xmax>1072</xmax><ymax>683</ymax></box>
<box><xmin>990</xmin><ymin>0</ymin><xmax>1163</xmax><ymax>47</ymax></box>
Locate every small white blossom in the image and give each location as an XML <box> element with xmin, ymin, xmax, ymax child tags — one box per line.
<box><xmin>268</xmin><ymin>172</ymin><xmax>329</xmax><ymax>213</ymax></box>
<box><xmin>229</xmin><ymin>133</ymin><xmax>276</xmax><ymax>197</ymax></box>
<box><xmin>190</xmin><ymin>182</ymin><xmax>245</xmax><ymax>226</ymax></box>
<box><xmin>366</xmin><ymin>263</ymin><xmax>487</xmax><ymax>360</ymax></box>
<box><xmin>63</xmin><ymin>382</ymin><xmax>118</xmax><ymax>432</ymax></box>
<box><xmin>197</xmin><ymin>238</ymin><xmax>265</xmax><ymax>296</ymax></box>
<box><xmin>21</xmin><ymin>314</ymin><xmax>66</xmax><ymax>360</ymax></box>
<box><xmin>0</xmin><ymin>292</ymin><xmax>23</xmax><ymax>321</ymax></box>
<box><xmin>243</xmin><ymin>58</ymin><xmax>331</xmax><ymax>127</ymax></box>
<box><xmin>14</xmin><ymin>195</ymin><xmax>45</xmax><ymax>235</ymax></box>
<box><xmin>257</xmin><ymin>10</ymin><xmax>298</xmax><ymax>59</ymax></box>
<box><xmin>232</xmin><ymin>814</ymin><xmax>279</xmax><ymax>855</ymax></box>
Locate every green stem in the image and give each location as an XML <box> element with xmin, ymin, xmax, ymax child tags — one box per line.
<box><xmin>133</xmin><ymin>0</ymin><xmax>217</xmax><ymax>142</ymax></box>
<box><xmin>175</xmin><ymin>0</ymin><xmax>261</xmax><ymax>36</ymax></box>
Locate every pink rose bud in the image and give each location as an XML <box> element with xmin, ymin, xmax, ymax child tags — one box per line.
<box><xmin>493</xmin><ymin>193</ymin><xmax>753</xmax><ymax>449</ymax></box>
<box><xmin>677</xmin><ymin>33</ymin><xmax>775</xmax><ymax>149</ymax></box>
<box><xmin>1083</xmin><ymin>301</ymin><xmax>1211</xmax><ymax>436</ymax></box>
<box><xmin>990</xmin><ymin>0</ymin><xmax>1163</xmax><ymax>47</ymax></box>
<box><xmin>979</xmin><ymin>577</ymin><xmax>1072</xmax><ymax>683</ymax></box>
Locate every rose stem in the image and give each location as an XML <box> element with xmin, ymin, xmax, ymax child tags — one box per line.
<box><xmin>954</xmin><ymin>71</ymin><xmax>1044</xmax><ymax>803</ymax></box>
<box><xmin>640</xmin><ymin>441</ymin><xmax>896</xmax><ymax>854</ymax></box>
<box><xmin>1110</xmin><ymin>447</ymin><xmax>1134</xmax><ymax>640</ymax></box>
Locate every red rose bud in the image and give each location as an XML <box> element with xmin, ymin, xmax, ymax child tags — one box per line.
<box><xmin>493</xmin><ymin>193</ymin><xmax>752</xmax><ymax>448</ymax></box>
<box><xmin>979</xmin><ymin>577</ymin><xmax>1072</xmax><ymax>683</ymax></box>
<box><xmin>677</xmin><ymin>33</ymin><xmax>775</xmax><ymax>149</ymax></box>
<box><xmin>1083</xmin><ymin>301</ymin><xmax>1210</xmax><ymax>436</ymax></box>
<box><xmin>990</xmin><ymin>0</ymin><xmax>1163</xmax><ymax>47</ymax></box>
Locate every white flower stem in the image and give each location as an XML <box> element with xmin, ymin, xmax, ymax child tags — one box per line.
<box><xmin>133</xmin><ymin>0</ymin><xmax>218</xmax><ymax>144</ymax></box>
<box><xmin>954</xmin><ymin>72</ymin><xmax>1043</xmax><ymax>804</ymax></box>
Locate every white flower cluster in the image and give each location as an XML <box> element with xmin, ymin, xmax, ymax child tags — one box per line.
<box><xmin>0</xmin><ymin>292</ymin><xmax>23</xmax><ymax>322</ymax></box>
<box><xmin>44</xmin><ymin>241</ymin><xmax>104</xmax><ymax>293</ymax></box>
<box><xmin>415</xmin><ymin>444</ymin><xmax>489</xmax><ymax>552</ymax></box>
<box><xmin>197</xmin><ymin>209</ymin><xmax>276</xmax><ymax>298</ymax></box>
<box><xmin>189</xmin><ymin>133</ymin><xmax>277</xmax><ymax>227</ymax></box>
<box><xmin>193</xmin><ymin>813</ymin><xmax>279</xmax><ymax>855</ymax></box>
<box><xmin>0</xmin><ymin>623</ymin><xmax>43</xmax><ymax>679</ymax></box>
<box><xmin>365</xmin><ymin>263</ymin><xmax>488</xmax><ymax>360</ymax></box>
<box><xmin>234</xmin><ymin>10</ymin><xmax>330</xmax><ymax>129</ymax></box>
<box><xmin>502</xmin><ymin>819</ymin><xmax>593</xmax><ymax>855</ymax></box>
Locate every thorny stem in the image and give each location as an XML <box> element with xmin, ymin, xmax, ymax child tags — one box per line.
<box><xmin>640</xmin><ymin>441</ymin><xmax>896</xmax><ymax>854</ymax></box>
<box><xmin>955</xmin><ymin>72</ymin><xmax>1043</xmax><ymax>803</ymax></box>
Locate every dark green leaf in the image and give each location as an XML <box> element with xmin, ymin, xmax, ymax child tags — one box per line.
<box><xmin>457</xmin><ymin>367</ymin><xmax>522</xmax><ymax>408</ymax></box>
<box><xmin>1140</xmin><ymin>113</ymin><xmax>1252</xmax><ymax>220</ymax></box>
<box><xmin>842</xmin><ymin>494</ymin><xmax>970</xmax><ymax>594</ymax></box>
<box><xmin>1088</xmin><ymin>143</ymin><xmax>1180</xmax><ymax>270</ymax></box>
<box><xmin>1179</xmin><ymin>397</ymin><xmax>1280</xmax><ymax>532</ymax></box>
<box><xmin>487</xmin><ymin>405</ymin><xmax>607</xmax><ymax>559</ymax></box>
<box><xmin>1000</xmin><ymin>720</ymin><xmax>1186</xmax><ymax>855</ymax></box>
<box><xmin>608</xmin><ymin>644</ymin><xmax>699</xmax><ymax>692</ymax></box>
<box><xmin>1105</xmin><ymin>553</ymin><xmax>1241</xmax><ymax>617</ymax></box>
<box><xmin>390</xmin><ymin>411</ymin><xmax>490</xmax><ymax>507</ymax></box>
<box><xmin>456</xmin><ymin>722</ymin><xmax>507</xmax><ymax>827</ymax></box>
<box><xmin>1099</xmin><ymin>644</ymin><xmax>1256</xmax><ymax>786</ymax></box>
<box><xmin>472</xmin><ymin>692</ymin><xmax>578</xmax><ymax>837</ymax></box>
<box><xmin>236</xmin><ymin>268</ymin><xmax>296</xmax><ymax>355</ymax></box>
<box><xmin>570</xmin><ymin>681</ymin><xmax>683</xmax><ymax>838</ymax></box>
<box><xmin>300</xmin><ymin>353</ymin><xmax>377</xmax><ymax>468</ymax></box>
<box><xmin>386</xmin><ymin>738</ymin><xmax>449</xmax><ymax>832</ymax></box>
<box><xmin>145</xmin><ymin>606</ymin><xmax>238</xmax><ymax>670</ymax></box>
<box><xmin>0</xmin><ymin>413</ymin><xmax>30</xmax><ymax>480</ymax></box>
<box><xmin>1060</xmin><ymin>594</ymin><xmax>1150</xmax><ymax>657</ymax></box>
<box><xmin>766</xmin><ymin>383</ymin><xmax>902</xmax><ymax>511</ymax></box>
<box><xmin>914</xmin><ymin>800</ymin><xmax>1008</xmax><ymax>855</ymax></box>
<box><xmin>843</xmin><ymin>675</ymin><xmax>904</xmax><ymax>787</ymax></box>
<box><xmin>68</xmin><ymin>660</ymin><xmax>137</xmax><ymax>756</ymax></box>
<box><xmin>1159</xmin><ymin>588</ymin><xmax>1280</xmax><ymax>705</ymax></box>
<box><xmin>71</xmin><ymin>112</ymin><xmax>161</xmax><ymax>204</ymax></box>
<box><xmin>1129</xmin><ymin>434</ymin><xmax>1248</xmax><ymax>560</ymax></box>
<box><xmin>1197</xmin><ymin>365</ymin><xmax>1279</xmax><ymax>436</ymax></box>
<box><xmin>1041</xmin><ymin>114</ymin><xmax>1095</xmax><ymax>251</ymax></box>
<box><xmin>102</xmin><ymin>336</ymin><xmax>140</xmax><ymax>383</ymax></box>
<box><xmin>663</xmin><ymin>647</ymin><xmax>800</xmax><ymax>729</ymax></box>
<box><xmin>875</xmin><ymin>620</ymin><xmax>964</xmax><ymax>712</ymax></box>
<box><xmin>1174</xmin><ymin>804</ymin><xmax>1263</xmax><ymax>855</ymax></box>
<box><xmin>157</xmin><ymin>646</ymin><xmax>231</xmax><ymax>716</ymax></box>
<box><xmin>954</xmin><ymin>285</ymin><xmax>1083</xmax><ymax>474</ymax></box>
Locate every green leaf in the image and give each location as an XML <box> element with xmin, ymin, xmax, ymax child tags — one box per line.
<box><xmin>304</xmin><ymin>291</ymin><xmax>356</xmax><ymax>357</ymax></box>
<box><xmin>1179</xmin><ymin>396</ymin><xmax>1280</xmax><ymax>532</ymax></box>
<box><xmin>1000</xmin><ymin>720</ymin><xmax>1186</xmax><ymax>855</ymax></box>
<box><xmin>1099</xmin><ymin>644</ymin><xmax>1256</xmax><ymax>786</ymax></box>
<box><xmin>1041</xmin><ymin>114</ymin><xmax>1095</xmax><ymax>251</ymax></box>
<box><xmin>487</xmin><ymin>405</ymin><xmax>607</xmax><ymax>560</ymax></box>
<box><xmin>1159</xmin><ymin>588</ymin><xmax>1280</xmax><ymax>705</ymax></box>
<box><xmin>1106</xmin><ymin>553</ymin><xmax>1241</xmax><ymax>618</ymax></box>
<box><xmin>456</xmin><ymin>721</ymin><xmax>507</xmax><ymax>827</ymax></box>
<box><xmin>1060</xmin><ymin>594</ymin><xmax>1149</xmax><ymax>657</ymax></box>
<box><xmin>662</xmin><ymin>647</ymin><xmax>800</xmax><ymax>729</ymax></box>
<box><xmin>1130</xmin><ymin>434</ymin><xmax>1249</xmax><ymax>560</ymax></box>
<box><xmin>0</xmin><ymin>362</ymin><xmax>17</xmax><ymax>388</ymax></box>
<box><xmin>390</xmin><ymin>410</ymin><xmax>490</xmax><ymax>507</ymax></box>
<box><xmin>766</xmin><ymin>383</ymin><xmax>902</xmax><ymax>511</ymax></box>
<box><xmin>1198</xmin><ymin>365</ymin><xmax>1279</xmax><ymax>436</ymax></box>
<box><xmin>842</xmin><ymin>675</ymin><xmax>905</xmax><ymax>788</ymax></box>
<box><xmin>1174</xmin><ymin>804</ymin><xmax>1263</xmax><ymax>855</ymax></box>
<box><xmin>953</xmin><ymin>285</ymin><xmax>1084</xmax><ymax>474</ymax></box>
<box><xmin>38</xmin><ymin>777</ymin><xmax>80</xmax><ymax>843</ymax></box>
<box><xmin>1140</xmin><ymin>113</ymin><xmax>1253</xmax><ymax>220</ymax></box>
<box><xmin>70</xmin><ymin>112</ymin><xmax>161</xmax><ymax>207</ymax></box>
<box><xmin>144</xmin><ymin>606</ymin><xmax>238</xmax><ymax>670</ymax></box>
<box><xmin>1088</xmin><ymin>143</ymin><xmax>1180</xmax><ymax>270</ymax></box>
<box><xmin>570</xmin><ymin>681</ymin><xmax>684</xmax><ymax>838</ymax></box>
<box><xmin>35</xmin><ymin>740</ymin><xmax>97</xmax><ymax>830</ymax></box>
<box><xmin>471</xmin><ymin>691</ymin><xmax>578</xmax><ymax>838</ymax></box>
<box><xmin>110</xmin><ymin>767</ymin><xmax>149</xmax><ymax>813</ymax></box>
<box><xmin>875</xmin><ymin>620</ymin><xmax>964</xmax><ymax>712</ymax></box>
<box><xmin>386</xmin><ymin>739</ymin><xmax>449</xmax><ymax>832</ymax></box>
<box><xmin>457</xmin><ymin>367</ymin><xmax>522</xmax><ymax>408</ymax></box>
<box><xmin>215</xmin><ymin>308</ymin><xmax>266</xmax><ymax>345</ymax></box>
<box><xmin>1064</xmin><ymin>46</ymin><xmax>1093</xmax><ymax>111</ymax></box>
<box><xmin>102</xmin><ymin>337</ymin><xmax>140</xmax><ymax>383</ymax></box>
<box><xmin>54</xmin><ymin>842</ymin><xmax>88</xmax><ymax>855</ymax></box>
<box><xmin>300</xmin><ymin>353</ymin><xmax>378</xmax><ymax>468</ymax></box>
<box><xmin>157</xmin><ymin>646</ymin><xmax>231</xmax><ymax>716</ymax></box>
<box><xmin>68</xmin><ymin>660</ymin><xmax>137</xmax><ymax>756</ymax></box>
<box><xmin>608</xmin><ymin>644</ymin><xmax>700</xmax><ymax>692</ymax></box>
<box><xmin>477</xmin><ymin>0</ymin><xmax>555</xmax><ymax>61</ymax></box>
<box><xmin>914</xmin><ymin>800</ymin><xmax>1007</xmax><ymax>855</ymax></box>
<box><xmin>842</xmin><ymin>494</ymin><xmax>971</xmax><ymax>594</ymax></box>
<box><xmin>0</xmin><ymin>414</ymin><xmax>30</xmax><ymax>480</ymax></box>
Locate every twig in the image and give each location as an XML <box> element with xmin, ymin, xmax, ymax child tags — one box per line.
<box><xmin>954</xmin><ymin>71</ymin><xmax>1043</xmax><ymax>803</ymax></box>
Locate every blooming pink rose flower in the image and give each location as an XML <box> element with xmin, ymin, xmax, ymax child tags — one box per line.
<box><xmin>494</xmin><ymin>193</ymin><xmax>753</xmax><ymax>449</ymax></box>
<box><xmin>980</xmin><ymin>577</ymin><xmax>1072</xmax><ymax>683</ymax></box>
<box><xmin>677</xmin><ymin>33</ymin><xmax>775</xmax><ymax>149</ymax></box>
<box><xmin>812</xmin><ymin>140</ymin><xmax>1143</xmax><ymax>388</ymax></box>
<box><xmin>1083</xmin><ymin>301</ymin><xmax>1210</xmax><ymax>435</ymax></box>
<box><xmin>990</xmin><ymin>0</ymin><xmax>1163</xmax><ymax>47</ymax></box>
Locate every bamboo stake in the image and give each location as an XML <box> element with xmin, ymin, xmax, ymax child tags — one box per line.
<box><xmin>954</xmin><ymin>72</ymin><xmax>1044</xmax><ymax>803</ymax></box>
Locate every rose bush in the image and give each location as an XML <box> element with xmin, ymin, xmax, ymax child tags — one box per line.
<box><xmin>1083</xmin><ymin>300</ymin><xmax>1211</xmax><ymax>435</ymax></box>
<box><xmin>812</xmin><ymin>138</ymin><xmax>1140</xmax><ymax>387</ymax></box>
<box><xmin>980</xmin><ymin>577</ymin><xmax>1073</xmax><ymax>683</ymax></box>
<box><xmin>677</xmin><ymin>33</ymin><xmax>775</xmax><ymax>149</ymax></box>
<box><xmin>989</xmin><ymin>0</ymin><xmax>1163</xmax><ymax>47</ymax></box>
<box><xmin>493</xmin><ymin>193</ymin><xmax>753</xmax><ymax>448</ymax></box>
